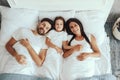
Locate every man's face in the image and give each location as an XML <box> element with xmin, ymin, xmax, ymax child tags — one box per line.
<box><xmin>37</xmin><ymin>21</ymin><xmax>51</xmax><ymax>35</ymax></box>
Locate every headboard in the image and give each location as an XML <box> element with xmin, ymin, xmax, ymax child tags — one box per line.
<box><xmin>7</xmin><ymin>0</ymin><xmax>114</xmax><ymax>20</ymax></box>
<box><xmin>7</xmin><ymin>0</ymin><xmax>113</xmax><ymax>11</ymax></box>
<box><xmin>0</xmin><ymin>0</ymin><xmax>114</xmax><ymax>44</ymax></box>
<box><xmin>7</xmin><ymin>0</ymin><xmax>107</xmax><ymax>11</ymax></box>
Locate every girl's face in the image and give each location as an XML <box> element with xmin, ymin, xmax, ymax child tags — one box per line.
<box><xmin>69</xmin><ymin>22</ymin><xmax>81</xmax><ymax>35</ymax></box>
<box><xmin>55</xmin><ymin>19</ymin><xmax>64</xmax><ymax>32</ymax></box>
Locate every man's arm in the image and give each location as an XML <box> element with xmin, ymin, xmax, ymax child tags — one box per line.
<box><xmin>5</xmin><ymin>37</ymin><xmax>18</xmax><ymax>57</ymax></box>
<box><xmin>38</xmin><ymin>49</ymin><xmax>47</xmax><ymax>65</ymax></box>
<box><xmin>20</xmin><ymin>39</ymin><xmax>45</xmax><ymax>66</ymax></box>
<box><xmin>5</xmin><ymin>37</ymin><xmax>26</xmax><ymax>64</ymax></box>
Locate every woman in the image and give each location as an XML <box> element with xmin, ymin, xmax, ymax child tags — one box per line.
<box><xmin>61</xmin><ymin>18</ymin><xmax>101</xmax><ymax>80</ymax></box>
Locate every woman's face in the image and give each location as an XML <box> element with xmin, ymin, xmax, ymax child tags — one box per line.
<box><xmin>55</xmin><ymin>19</ymin><xmax>64</xmax><ymax>32</ymax></box>
<box><xmin>69</xmin><ymin>22</ymin><xmax>81</xmax><ymax>35</ymax></box>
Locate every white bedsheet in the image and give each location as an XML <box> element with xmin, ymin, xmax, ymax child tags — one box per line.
<box><xmin>96</xmin><ymin>36</ymin><xmax>112</xmax><ymax>74</ymax></box>
<box><xmin>0</xmin><ymin>46</ymin><xmax>38</xmax><ymax>75</ymax></box>
<box><xmin>0</xmin><ymin>46</ymin><xmax>11</xmax><ymax>73</ymax></box>
<box><xmin>0</xmin><ymin>36</ymin><xmax>112</xmax><ymax>78</ymax></box>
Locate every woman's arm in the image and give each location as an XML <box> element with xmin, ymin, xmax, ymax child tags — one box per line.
<box><xmin>20</xmin><ymin>39</ymin><xmax>45</xmax><ymax>66</ymax></box>
<box><xmin>46</xmin><ymin>37</ymin><xmax>62</xmax><ymax>53</ymax></box>
<box><xmin>89</xmin><ymin>34</ymin><xmax>101</xmax><ymax>57</ymax></box>
<box><xmin>77</xmin><ymin>34</ymin><xmax>101</xmax><ymax>61</ymax></box>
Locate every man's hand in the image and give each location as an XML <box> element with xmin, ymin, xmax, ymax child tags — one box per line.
<box><xmin>14</xmin><ymin>54</ymin><xmax>27</xmax><ymax>65</ymax></box>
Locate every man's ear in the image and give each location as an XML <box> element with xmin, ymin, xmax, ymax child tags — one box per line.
<box><xmin>37</xmin><ymin>21</ymin><xmax>40</xmax><ymax>27</ymax></box>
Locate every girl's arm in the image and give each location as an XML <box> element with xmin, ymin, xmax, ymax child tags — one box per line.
<box><xmin>46</xmin><ymin>37</ymin><xmax>62</xmax><ymax>53</ymax></box>
<box><xmin>46</xmin><ymin>37</ymin><xmax>57</xmax><ymax>49</ymax></box>
<box><xmin>62</xmin><ymin>41</ymin><xmax>74</xmax><ymax>50</ymax></box>
<box><xmin>63</xmin><ymin>44</ymin><xmax>82</xmax><ymax>58</ymax></box>
<box><xmin>20</xmin><ymin>39</ymin><xmax>45</xmax><ymax>66</ymax></box>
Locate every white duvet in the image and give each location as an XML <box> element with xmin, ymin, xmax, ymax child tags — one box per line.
<box><xmin>0</xmin><ymin>36</ymin><xmax>112</xmax><ymax>79</ymax></box>
<box><xmin>36</xmin><ymin>48</ymin><xmax>63</xmax><ymax>80</ymax></box>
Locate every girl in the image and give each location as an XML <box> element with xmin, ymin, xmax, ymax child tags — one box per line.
<box><xmin>39</xmin><ymin>16</ymin><xmax>67</xmax><ymax>80</ymax></box>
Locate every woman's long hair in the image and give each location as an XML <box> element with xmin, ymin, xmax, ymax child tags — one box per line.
<box><xmin>66</xmin><ymin>18</ymin><xmax>90</xmax><ymax>46</ymax></box>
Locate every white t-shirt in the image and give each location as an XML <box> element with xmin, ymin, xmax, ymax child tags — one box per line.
<box><xmin>47</xmin><ymin>30</ymin><xmax>67</xmax><ymax>48</ymax></box>
<box><xmin>61</xmin><ymin>34</ymin><xmax>96</xmax><ymax>80</ymax></box>
<box><xmin>3</xmin><ymin>28</ymin><xmax>47</xmax><ymax>75</ymax></box>
<box><xmin>13</xmin><ymin>28</ymin><xmax>47</xmax><ymax>62</ymax></box>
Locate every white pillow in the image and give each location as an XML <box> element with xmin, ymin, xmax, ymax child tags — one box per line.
<box><xmin>0</xmin><ymin>6</ymin><xmax>75</xmax><ymax>46</ymax></box>
<box><xmin>39</xmin><ymin>10</ymin><xmax>75</xmax><ymax>21</ymax></box>
<box><xmin>0</xmin><ymin>6</ymin><xmax>39</xmax><ymax>46</ymax></box>
<box><xmin>75</xmin><ymin>11</ymin><xmax>107</xmax><ymax>45</ymax></box>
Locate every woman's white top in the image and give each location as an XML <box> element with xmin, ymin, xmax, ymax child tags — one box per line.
<box><xmin>61</xmin><ymin>34</ymin><xmax>96</xmax><ymax>80</ymax></box>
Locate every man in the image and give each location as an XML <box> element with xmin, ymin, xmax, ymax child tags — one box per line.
<box><xmin>4</xmin><ymin>18</ymin><xmax>53</xmax><ymax>75</ymax></box>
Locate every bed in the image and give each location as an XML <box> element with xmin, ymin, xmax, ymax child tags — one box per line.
<box><xmin>0</xmin><ymin>0</ymin><xmax>116</xmax><ymax>80</ymax></box>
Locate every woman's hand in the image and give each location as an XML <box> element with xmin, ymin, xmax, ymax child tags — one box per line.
<box><xmin>77</xmin><ymin>53</ymin><xmax>91</xmax><ymax>61</ymax></box>
<box><xmin>73</xmin><ymin>44</ymin><xmax>83</xmax><ymax>52</ymax></box>
<box><xmin>14</xmin><ymin>54</ymin><xmax>27</xmax><ymax>65</ymax></box>
<box><xmin>20</xmin><ymin>39</ymin><xmax>30</xmax><ymax>49</ymax></box>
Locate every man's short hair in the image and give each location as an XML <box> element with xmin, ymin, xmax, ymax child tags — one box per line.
<box><xmin>41</xmin><ymin>18</ymin><xmax>54</xmax><ymax>30</ymax></box>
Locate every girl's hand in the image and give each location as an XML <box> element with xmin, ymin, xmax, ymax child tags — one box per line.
<box><xmin>15</xmin><ymin>54</ymin><xmax>27</xmax><ymax>65</ymax></box>
<box><xmin>77</xmin><ymin>53</ymin><xmax>91</xmax><ymax>61</ymax></box>
<box><xmin>55</xmin><ymin>47</ymin><xmax>63</xmax><ymax>54</ymax></box>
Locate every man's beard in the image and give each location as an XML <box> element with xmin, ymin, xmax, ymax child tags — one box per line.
<box><xmin>37</xmin><ymin>28</ymin><xmax>45</xmax><ymax>35</ymax></box>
